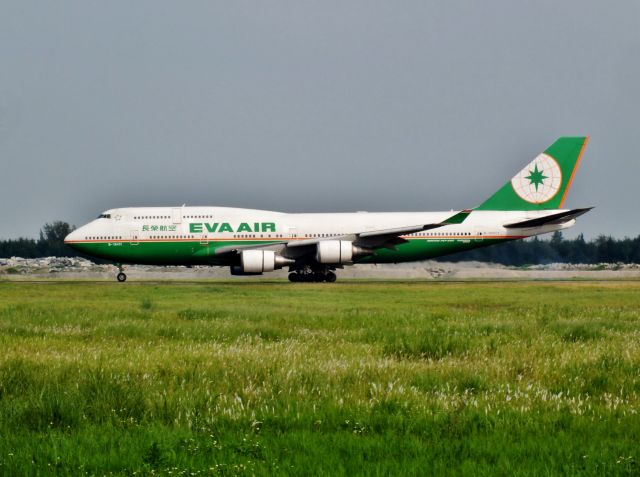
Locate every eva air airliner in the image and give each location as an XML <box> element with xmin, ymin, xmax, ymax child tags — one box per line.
<box><xmin>65</xmin><ymin>137</ymin><xmax>591</xmax><ymax>282</ymax></box>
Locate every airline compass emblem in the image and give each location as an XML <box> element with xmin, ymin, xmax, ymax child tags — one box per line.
<box><xmin>511</xmin><ymin>153</ymin><xmax>562</xmax><ymax>203</ymax></box>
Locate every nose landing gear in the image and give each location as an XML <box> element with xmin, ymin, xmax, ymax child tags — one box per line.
<box><xmin>116</xmin><ymin>264</ymin><xmax>127</xmax><ymax>282</ymax></box>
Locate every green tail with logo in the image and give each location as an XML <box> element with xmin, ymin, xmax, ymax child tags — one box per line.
<box><xmin>475</xmin><ymin>136</ymin><xmax>588</xmax><ymax>211</ymax></box>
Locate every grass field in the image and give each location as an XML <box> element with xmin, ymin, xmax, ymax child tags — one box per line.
<box><xmin>0</xmin><ymin>280</ymin><xmax>639</xmax><ymax>476</ymax></box>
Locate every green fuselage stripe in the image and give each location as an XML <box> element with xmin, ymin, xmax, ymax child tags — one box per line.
<box><xmin>67</xmin><ymin>236</ymin><xmax>519</xmax><ymax>266</ymax></box>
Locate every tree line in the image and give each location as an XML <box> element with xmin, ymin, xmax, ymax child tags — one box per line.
<box><xmin>438</xmin><ymin>232</ymin><xmax>640</xmax><ymax>265</ymax></box>
<box><xmin>1</xmin><ymin>221</ymin><xmax>639</xmax><ymax>265</ymax></box>
<box><xmin>0</xmin><ymin>221</ymin><xmax>78</xmax><ymax>258</ymax></box>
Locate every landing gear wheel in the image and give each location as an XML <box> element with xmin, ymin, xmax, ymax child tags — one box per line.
<box><xmin>117</xmin><ymin>272</ymin><xmax>127</xmax><ymax>282</ymax></box>
<box><xmin>313</xmin><ymin>272</ymin><xmax>325</xmax><ymax>282</ymax></box>
<box><xmin>288</xmin><ymin>273</ymin><xmax>299</xmax><ymax>283</ymax></box>
<box><xmin>326</xmin><ymin>271</ymin><xmax>337</xmax><ymax>283</ymax></box>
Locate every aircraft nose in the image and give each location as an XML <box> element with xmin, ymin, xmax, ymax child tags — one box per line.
<box><xmin>64</xmin><ymin>229</ymin><xmax>82</xmax><ymax>246</ymax></box>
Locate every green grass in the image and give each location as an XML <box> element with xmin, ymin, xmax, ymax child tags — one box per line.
<box><xmin>0</xmin><ymin>280</ymin><xmax>639</xmax><ymax>476</ymax></box>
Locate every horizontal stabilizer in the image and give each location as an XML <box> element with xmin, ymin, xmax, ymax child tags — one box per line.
<box><xmin>503</xmin><ymin>207</ymin><xmax>593</xmax><ymax>229</ymax></box>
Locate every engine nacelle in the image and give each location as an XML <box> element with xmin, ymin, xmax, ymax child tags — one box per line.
<box><xmin>235</xmin><ymin>250</ymin><xmax>294</xmax><ymax>274</ymax></box>
<box><xmin>316</xmin><ymin>240</ymin><xmax>363</xmax><ymax>264</ymax></box>
<box><xmin>230</xmin><ymin>266</ymin><xmax>263</xmax><ymax>276</ymax></box>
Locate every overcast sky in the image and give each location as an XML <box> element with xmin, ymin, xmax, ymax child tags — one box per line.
<box><xmin>1</xmin><ymin>1</ymin><xmax>638</xmax><ymax>239</ymax></box>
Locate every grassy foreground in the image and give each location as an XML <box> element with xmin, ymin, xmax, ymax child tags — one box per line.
<box><xmin>0</xmin><ymin>280</ymin><xmax>639</xmax><ymax>476</ymax></box>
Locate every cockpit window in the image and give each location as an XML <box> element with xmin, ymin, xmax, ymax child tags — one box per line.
<box><xmin>98</xmin><ymin>213</ymin><xmax>111</xmax><ymax>219</ymax></box>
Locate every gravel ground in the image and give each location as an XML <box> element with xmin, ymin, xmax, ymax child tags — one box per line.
<box><xmin>1</xmin><ymin>257</ymin><xmax>639</xmax><ymax>280</ymax></box>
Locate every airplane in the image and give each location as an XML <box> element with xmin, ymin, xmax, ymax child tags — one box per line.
<box><xmin>64</xmin><ymin>137</ymin><xmax>591</xmax><ymax>282</ymax></box>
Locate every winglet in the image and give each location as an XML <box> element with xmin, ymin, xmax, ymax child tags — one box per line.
<box><xmin>443</xmin><ymin>209</ymin><xmax>472</xmax><ymax>225</ymax></box>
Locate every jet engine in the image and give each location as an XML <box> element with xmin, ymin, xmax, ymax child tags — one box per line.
<box><xmin>315</xmin><ymin>240</ymin><xmax>368</xmax><ymax>264</ymax></box>
<box><xmin>231</xmin><ymin>250</ymin><xmax>294</xmax><ymax>275</ymax></box>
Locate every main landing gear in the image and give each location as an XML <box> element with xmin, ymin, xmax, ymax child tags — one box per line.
<box><xmin>288</xmin><ymin>269</ymin><xmax>337</xmax><ymax>283</ymax></box>
<box><xmin>116</xmin><ymin>264</ymin><xmax>127</xmax><ymax>282</ymax></box>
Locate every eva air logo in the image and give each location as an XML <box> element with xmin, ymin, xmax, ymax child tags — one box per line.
<box><xmin>511</xmin><ymin>153</ymin><xmax>562</xmax><ymax>204</ymax></box>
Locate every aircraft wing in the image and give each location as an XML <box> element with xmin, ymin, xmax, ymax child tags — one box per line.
<box><xmin>503</xmin><ymin>207</ymin><xmax>593</xmax><ymax>229</ymax></box>
<box><xmin>287</xmin><ymin>209</ymin><xmax>472</xmax><ymax>249</ymax></box>
<box><xmin>214</xmin><ymin>210</ymin><xmax>472</xmax><ymax>257</ymax></box>
<box><xmin>282</xmin><ymin>225</ymin><xmax>432</xmax><ymax>250</ymax></box>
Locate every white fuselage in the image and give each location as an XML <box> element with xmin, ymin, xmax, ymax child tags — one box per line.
<box><xmin>66</xmin><ymin>206</ymin><xmax>573</xmax><ymax>248</ymax></box>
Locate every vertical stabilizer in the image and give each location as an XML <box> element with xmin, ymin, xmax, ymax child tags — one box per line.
<box><xmin>475</xmin><ymin>136</ymin><xmax>588</xmax><ymax>211</ymax></box>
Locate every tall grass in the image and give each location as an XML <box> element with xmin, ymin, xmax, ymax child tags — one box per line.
<box><xmin>0</xmin><ymin>280</ymin><xmax>639</xmax><ymax>475</ymax></box>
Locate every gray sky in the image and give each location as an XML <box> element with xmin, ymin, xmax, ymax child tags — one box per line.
<box><xmin>1</xmin><ymin>1</ymin><xmax>638</xmax><ymax>239</ymax></box>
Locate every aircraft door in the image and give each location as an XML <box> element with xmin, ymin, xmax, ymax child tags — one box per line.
<box><xmin>198</xmin><ymin>235</ymin><xmax>209</xmax><ymax>257</ymax></box>
<box><xmin>130</xmin><ymin>230</ymin><xmax>139</xmax><ymax>245</ymax></box>
<box><xmin>172</xmin><ymin>208</ymin><xmax>182</xmax><ymax>224</ymax></box>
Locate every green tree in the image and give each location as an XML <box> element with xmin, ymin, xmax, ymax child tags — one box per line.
<box><xmin>0</xmin><ymin>238</ymin><xmax>39</xmax><ymax>258</ymax></box>
<box><xmin>37</xmin><ymin>221</ymin><xmax>76</xmax><ymax>257</ymax></box>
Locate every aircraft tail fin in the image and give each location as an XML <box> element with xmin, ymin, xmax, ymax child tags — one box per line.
<box><xmin>475</xmin><ymin>136</ymin><xmax>589</xmax><ymax>211</ymax></box>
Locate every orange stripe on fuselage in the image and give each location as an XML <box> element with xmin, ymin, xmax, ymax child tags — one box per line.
<box><xmin>66</xmin><ymin>235</ymin><xmax>525</xmax><ymax>245</ymax></box>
